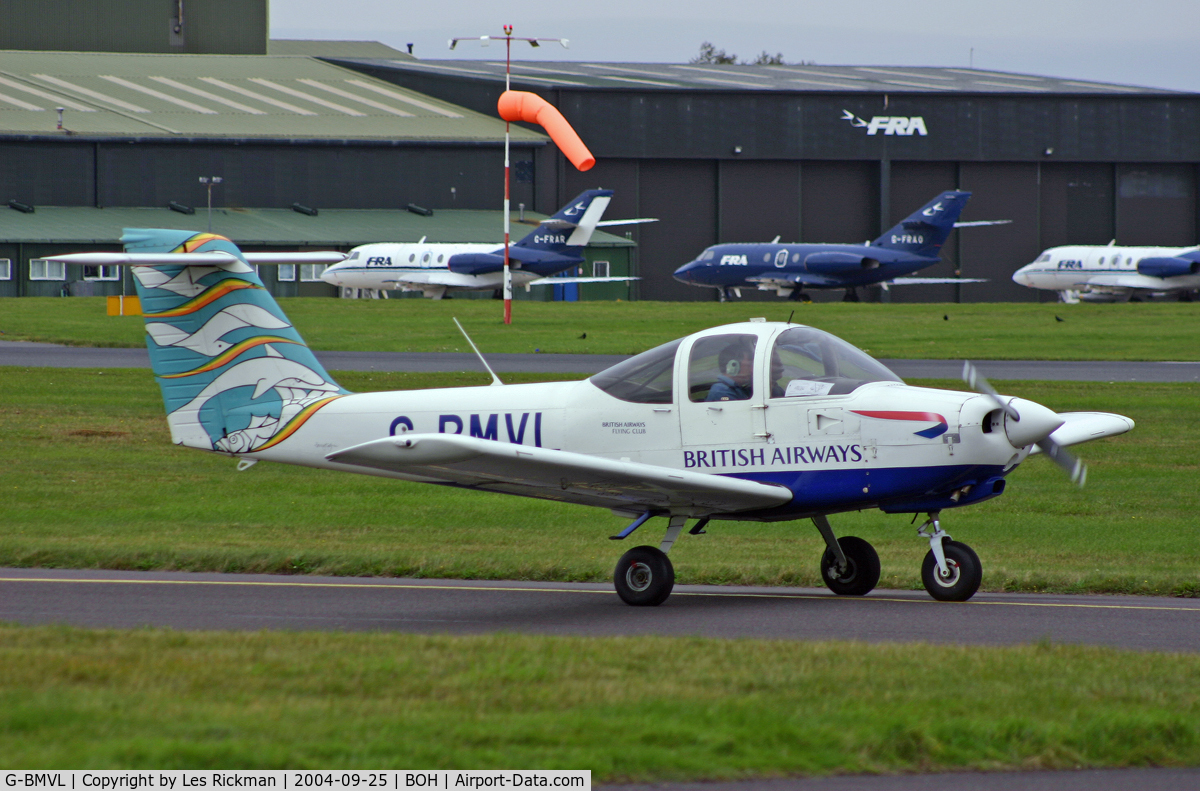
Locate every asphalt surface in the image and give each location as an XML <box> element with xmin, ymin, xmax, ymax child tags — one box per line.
<box><xmin>3</xmin><ymin>567</ymin><xmax>1199</xmax><ymax>652</ymax></box>
<box><xmin>2</xmin><ymin>340</ymin><xmax>1199</xmax><ymax>380</ymax></box>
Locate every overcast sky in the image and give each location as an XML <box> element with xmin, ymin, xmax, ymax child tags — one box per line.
<box><xmin>270</xmin><ymin>0</ymin><xmax>1200</xmax><ymax>92</ymax></box>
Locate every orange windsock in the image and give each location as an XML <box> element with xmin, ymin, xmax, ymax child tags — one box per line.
<box><xmin>497</xmin><ymin>90</ymin><xmax>595</xmax><ymax>172</ymax></box>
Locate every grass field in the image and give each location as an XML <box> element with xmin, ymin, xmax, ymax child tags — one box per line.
<box><xmin>4</xmin><ymin>626</ymin><xmax>1200</xmax><ymax>777</ymax></box>
<box><xmin>3</xmin><ymin>297</ymin><xmax>1199</xmax><ymax>360</ymax></box>
<box><xmin>3</xmin><ymin>366</ymin><xmax>1195</xmax><ymax>596</ymax></box>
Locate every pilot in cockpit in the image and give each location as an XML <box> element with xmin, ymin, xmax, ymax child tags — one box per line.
<box><xmin>705</xmin><ymin>341</ymin><xmax>755</xmax><ymax>402</ymax></box>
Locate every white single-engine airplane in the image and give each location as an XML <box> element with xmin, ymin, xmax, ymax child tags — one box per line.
<box><xmin>1013</xmin><ymin>242</ymin><xmax>1200</xmax><ymax>302</ymax></box>
<box><xmin>52</xmin><ymin>230</ymin><xmax>1135</xmax><ymax>606</ymax></box>
<box><xmin>320</xmin><ymin>189</ymin><xmax>652</xmax><ymax>299</ymax></box>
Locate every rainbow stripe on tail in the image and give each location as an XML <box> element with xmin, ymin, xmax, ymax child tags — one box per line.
<box><xmin>124</xmin><ymin>228</ymin><xmax>348</xmax><ymax>454</ymax></box>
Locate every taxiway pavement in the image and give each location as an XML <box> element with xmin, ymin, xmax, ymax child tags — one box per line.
<box><xmin>2</xmin><ymin>340</ymin><xmax>1198</xmax><ymax>381</ymax></box>
<box><xmin>2</xmin><ymin>568</ymin><xmax>1198</xmax><ymax>653</ymax></box>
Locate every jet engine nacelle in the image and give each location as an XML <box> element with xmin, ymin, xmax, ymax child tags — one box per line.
<box><xmin>803</xmin><ymin>252</ymin><xmax>881</xmax><ymax>274</ymax></box>
<box><xmin>1137</xmin><ymin>256</ymin><xmax>1200</xmax><ymax>278</ymax></box>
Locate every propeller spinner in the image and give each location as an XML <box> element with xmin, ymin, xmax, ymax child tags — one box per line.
<box><xmin>962</xmin><ymin>361</ymin><xmax>1087</xmax><ymax>486</ymax></box>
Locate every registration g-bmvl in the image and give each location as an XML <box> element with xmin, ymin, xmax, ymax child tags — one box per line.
<box><xmin>50</xmin><ymin>231</ymin><xmax>1135</xmax><ymax>606</ymax></box>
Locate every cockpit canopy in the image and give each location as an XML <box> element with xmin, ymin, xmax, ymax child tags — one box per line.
<box><xmin>589</xmin><ymin>325</ymin><xmax>901</xmax><ymax>404</ymax></box>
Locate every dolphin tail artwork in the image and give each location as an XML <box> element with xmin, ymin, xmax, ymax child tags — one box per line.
<box><xmin>68</xmin><ymin>229</ymin><xmax>350</xmax><ymax>454</ymax></box>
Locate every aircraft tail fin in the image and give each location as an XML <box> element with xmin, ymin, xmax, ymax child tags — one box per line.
<box><xmin>120</xmin><ymin>229</ymin><xmax>348</xmax><ymax>454</ymax></box>
<box><xmin>515</xmin><ymin>189</ymin><xmax>613</xmax><ymax>251</ymax></box>
<box><xmin>874</xmin><ymin>191</ymin><xmax>971</xmax><ymax>257</ymax></box>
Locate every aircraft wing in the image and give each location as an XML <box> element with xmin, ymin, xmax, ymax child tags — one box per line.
<box><xmin>1076</xmin><ymin>273</ymin><xmax>1195</xmax><ymax>291</ymax></box>
<box><xmin>888</xmin><ymin>277</ymin><xmax>989</xmax><ymax>285</ymax></box>
<box><xmin>747</xmin><ymin>273</ymin><xmax>844</xmax><ymax>288</ymax></box>
<box><xmin>47</xmin><ymin>251</ymin><xmax>346</xmax><ymax>266</ymax></box>
<box><xmin>326</xmin><ymin>433</ymin><xmax>793</xmax><ymax>514</ymax></box>
<box><xmin>526</xmin><ymin>276</ymin><xmax>641</xmax><ymax>285</ymax></box>
<box><xmin>1028</xmin><ymin>412</ymin><xmax>1134</xmax><ymax>453</ymax></box>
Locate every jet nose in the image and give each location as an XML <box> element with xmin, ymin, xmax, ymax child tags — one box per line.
<box><xmin>1012</xmin><ymin>264</ymin><xmax>1033</xmax><ymax>287</ymax></box>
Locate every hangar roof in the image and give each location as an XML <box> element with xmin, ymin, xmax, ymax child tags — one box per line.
<box><xmin>334</xmin><ymin>58</ymin><xmax>1191</xmax><ymax>96</ymax></box>
<box><xmin>0</xmin><ymin>206</ymin><xmax>633</xmax><ymax>247</ymax></box>
<box><xmin>0</xmin><ymin>50</ymin><xmax>544</xmax><ymax>142</ymax></box>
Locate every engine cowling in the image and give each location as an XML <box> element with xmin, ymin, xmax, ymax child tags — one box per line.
<box><xmin>1137</xmin><ymin>256</ymin><xmax>1200</xmax><ymax>278</ymax></box>
<box><xmin>447</xmin><ymin>253</ymin><xmax>507</xmax><ymax>275</ymax></box>
<box><xmin>803</xmin><ymin>252</ymin><xmax>880</xmax><ymax>274</ymax></box>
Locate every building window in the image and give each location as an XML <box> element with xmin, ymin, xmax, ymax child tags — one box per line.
<box><xmin>0</xmin><ymin>259</ymin><xmax>10</xmax><ymax>280</ymax></box>
<box><xmin>278</xmin><ymin>264</ymin><xmax>296</xmax><ymax>282</ymax></box>
<box><xmin>83</xmin><ymin>264</ymin><xmax>120</xmax><ymax>281</ymax></box>
<box><xmin>592</xmin><ymin>260</ymin><xmax>610</xmax><ymax>278</ymax></box>
<box><xmin>29</xmin><ymin>259</ymin><xmax>65</xmax><ymax>280</ymax></box>
<box><xmin>300</xmin><ymin>264</ymin><xmax>327</xmax><ymax>282</ymax></box>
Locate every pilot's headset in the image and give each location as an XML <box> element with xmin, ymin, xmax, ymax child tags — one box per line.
<box><xmin>724</xmin><ymin>358</ymin><xmax>742</xmax><ymax>377</ymax></box>
<box><xmin>719</xmin><ymin>343</ymin><xmax>751</xmax><ymax>378</ymax></box>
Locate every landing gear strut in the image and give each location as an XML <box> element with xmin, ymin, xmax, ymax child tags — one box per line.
<box><xmin>917</xmin><ymin>512</ymin><xmax>982</xmax><ymax>601</ymax></box>
<box><xmin>612</xmin><ymin>514</ymin><xmax>687</xmax><ymax>606</ymax></box>
<box><xmin>813</xmin><ymin>515</ymin><xmax>880</xmax><ymax>596</ymax></box>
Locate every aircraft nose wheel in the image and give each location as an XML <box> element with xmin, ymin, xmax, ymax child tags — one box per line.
<box><xmin>614</xmin><ymin>545</ymin><xmax>675</xmax><ymax>606</ymax></box>
<box><xmin>820</xmin><ymin>536</ymin><xmax>881</xmax><ymax>596</ymax></box>
<box><xmin>921</xmin><ymin>540</ymin><xmax>982</xmax><ymax>601</ymax></box>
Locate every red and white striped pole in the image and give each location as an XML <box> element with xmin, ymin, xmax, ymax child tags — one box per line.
<box><xmin>502</xmin><ymin>24</ymin><xmax>513</xmax><ymax>325</ymax></box>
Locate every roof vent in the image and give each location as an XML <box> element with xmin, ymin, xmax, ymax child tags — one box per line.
<box><xmin>8</xmin><ymin>200</ymin><xmax>34</xmax><ymax>214</ymax></box>
<box><xmin>292</xmin><ymin>202</ymin><xmax>318</xmax><ymax>217</ymax></box>
<box><xmin>407</xmin><ymin>203</ymin><xmax>433</xmax><ymax>217</ymax></box>
<box><xmin>168</xmin><ymin>201</ymin><xmax>194</xmax><ymax>215</ymax></box>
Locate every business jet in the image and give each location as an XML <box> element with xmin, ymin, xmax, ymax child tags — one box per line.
<box><xmin>49</xmin><ymin>229</ymin><xmax>1134</xmax><ymax>606</ymax></box>
<box><xmin>673</xmin><ymin>191</ymin><xmax>1004</xmax><ymax>302</ymax></box>
<box><xmin>320</xmin><ymin>189</ymin><xmax>651</xmax><ymax>299</ymax></box>
<box><xmin>1012</xmin><ymin>242</ymin><xmax>1200</xmax><ymax>302</ymax></box>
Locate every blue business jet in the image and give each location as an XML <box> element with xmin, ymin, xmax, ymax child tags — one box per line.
<box><xmin>674</xmin><ymin>191</ymin><xmax>988</xmax><ymax>301</ymax></box>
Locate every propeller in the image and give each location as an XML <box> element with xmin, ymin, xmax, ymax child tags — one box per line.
<box><xmin>962</xmin><ymin>361</ymin><xmax>1087</xmax><ymax>486</ymax></box>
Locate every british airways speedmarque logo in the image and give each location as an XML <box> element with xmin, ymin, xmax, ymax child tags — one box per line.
<box><xmin>852</xmin><ymin>410</ymin><xmax>948</xmax><ymax>438</ymax></box>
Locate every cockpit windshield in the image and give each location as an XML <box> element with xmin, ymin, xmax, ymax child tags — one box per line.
<box><xmin>589</xmin><ymin>339</ymin><xmax>682</xmax><ymax>404</ymax></box>
<box><xmin>769</xmin><ymin>326</ymin><xmax>902</xmax><ymax>397</ymax></box>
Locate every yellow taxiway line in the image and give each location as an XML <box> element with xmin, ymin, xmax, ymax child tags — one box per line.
<box><xmin>2</xmin><ymin>576</ymin><xmax>1198</xmax><ymax>613</ymax></box>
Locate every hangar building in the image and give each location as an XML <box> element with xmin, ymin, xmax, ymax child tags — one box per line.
<box><xmin>326</xmin><ymin>57</ymin><xmax>1200</xmax><ymax>302</ymax></box>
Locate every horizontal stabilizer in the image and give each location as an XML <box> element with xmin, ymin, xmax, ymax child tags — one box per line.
<box><xmin>596</xmin><ymin>218</ymin><xmax>658</xmax><ymax>227</ymax></box>
<box><xmin>327</xmin><ymin>434</ymin><xmax>793</xmax><ymax>514</ymax></box>
<box><xmin>47</xmin><ymin>251</ymin><xmax>346</xmax><ymax>266</ymax></box>
<box><xmin>954</xmin><ymin>220</ymin><xmax>1012</xmax><ymax>228</ymax></box>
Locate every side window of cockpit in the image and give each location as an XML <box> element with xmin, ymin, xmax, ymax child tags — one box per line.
<box><xmin>688</xmin><ymin>334</ymin><xmax>758</xmax><ymax>402</ymax></box>
<box><xmin>701</xmin><ymin>249</ymin><xmax>716</xmax><ymax>261</ymax></box>
<box><xmin>770</xmin><ymin>327</ymin><xmax>902</xmax><ymax>397</ymax></box>
<box><xmin>589</xmin><ymin>339</ymin><xmax>682</xmax><ymax>404</ymax></box>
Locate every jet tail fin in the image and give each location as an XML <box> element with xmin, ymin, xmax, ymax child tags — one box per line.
<box><xmin>874</xmin><ymin>191</ymin><xmax>971</xmax><ymax>257</ymax></box>
<box><xmin>515</xmin><ymin>189</ymin><xmax>613</xmax><ymax>251</ymax></box>
<box><xmin>94</xmin><ymin>229</ymin><xmax>347</xmax><ymax>454</ymax></box>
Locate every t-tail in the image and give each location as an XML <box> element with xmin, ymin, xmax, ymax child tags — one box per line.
<box><xmin>514</xmin><ymin>189</ymin><xmax>613</xmax><ymax>253</ymax></box>
<box><xmin>874</xmin><ymin>190</ymin><xmax>971</xmax><ymax>257</ymax></box>
<box><xmin>121</xmin><ymin>229</ymin><xmax>348</xmax><ymax>455</ymax></box>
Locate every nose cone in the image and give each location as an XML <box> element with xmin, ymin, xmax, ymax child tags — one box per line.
<box><xmin>320</xmin><ymin>264</ymin><xmax>340</xmax><ymax>286</ymax></box>
<box><xmin>673</xmin><ymin>259</ymin><xmax>700</xmax><ymax>283</ymax></box>
<box><xmin>1012</xmin><ymin>264</ymin><xmax>1034</xmax><ymax>287</ymax></box>
<box><xmin>1003</xmin><ymin>397</ymin><xmax>1064</xmax><ymax>448</ymax></box>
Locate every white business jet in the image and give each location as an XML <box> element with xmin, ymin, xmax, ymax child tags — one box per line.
<box><xmin>1013</xmin><ymin>242</ymin><xmax>1200</xmax><ymax>302</ymax></box>
<box><xmin>320</xmin><ymin>189</ymin><xmax>652</xmax><ymax>299</ymax></box>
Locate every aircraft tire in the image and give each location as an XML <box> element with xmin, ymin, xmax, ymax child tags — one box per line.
<box><xmin>614</xmin><ymin>545</ymin><xmax>675</xmax><ymax>606</ymax></box>
<box><xmin>820</xmin><ymin>536</ymin><xmax>880</xmax><ymax>596</ymax></box>
<box><xmin>921</xmin><ymin>540</ymin><xmax>982</xmax><ymax>602</ymax></box>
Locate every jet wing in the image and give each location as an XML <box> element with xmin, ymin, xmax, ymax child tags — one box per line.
<box><xmin>326</xmin><ymin>434</ymin><xmax>793</xmax><ymax>514</ymax></box>
<box><xmin>1028</xmin><ymin>412</ymin><xmax>1134</xmax><ymax>454</ymax></box>
<box><xmin>526</xmin><ymin>276</ymin><xmax>641</xmax><ymax>285</ymax></box>
<box><xmin>888</xmin><ymin>277</ymin><xmax>988</xmax><ymax>285</ymax></box>
<box><xmin>1077</xmin><ymin>274</ymin><xmax>1192</xmax><ymax>290</ymax></box>
<box><xmin>747</xmin><ymin>273</ymin><xmax>843</xmax><ymax>288</ymax></box>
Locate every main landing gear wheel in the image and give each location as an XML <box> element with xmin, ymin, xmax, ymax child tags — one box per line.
<box><xmin>820</xmin><ymin>536</ymin><xmax>881</xmax><ymax>596</ymax></box>
<box><xmin>614</xmin><ymin>545</ymin><xmax>675</xmax><ymax>606</ymax></box>
<box><xmin>921</xmin><ymin>540</ymin><xmax>982</xmax><ymax>602</ymax></box>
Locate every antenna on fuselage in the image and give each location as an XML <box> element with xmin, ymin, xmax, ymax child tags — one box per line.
<box><xmin>453</xmin><ymin>317</ymin><xmax>504</xmax><ymax>386</ymax></box>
